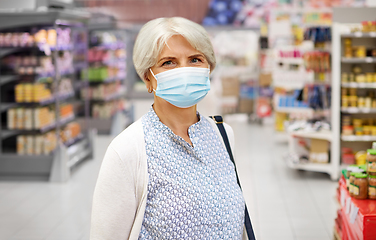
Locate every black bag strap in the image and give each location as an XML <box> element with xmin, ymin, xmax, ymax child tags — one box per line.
<box><xmin>209</xmin><ymin>115</ymin><xmax>256</xmax><ymax>240</ymax></box>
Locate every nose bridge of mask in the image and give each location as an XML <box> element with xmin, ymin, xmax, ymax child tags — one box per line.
<box><xmin>150</xmin><ymin>67</ymin><xmax>210</xmax><ymax>90</ymax></box>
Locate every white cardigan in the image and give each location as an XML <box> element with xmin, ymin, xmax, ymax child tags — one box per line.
<box><xmin>90</xmin><ymin>116</ymin><xmax>247</xmax><ymax>240</ymax></box>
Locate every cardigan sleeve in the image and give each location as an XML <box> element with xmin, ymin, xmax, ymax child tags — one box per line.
<box><xmin>90</xmin><ymin>120</ymin><xmax>148</xmax><ymax>240</ymax></box>
<box><xmin>90</xmin><ymin>145</ymin><xmax>137</xmax><ymax>240</ymax></box>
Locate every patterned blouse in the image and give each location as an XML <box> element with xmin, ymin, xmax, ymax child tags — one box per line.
<box><xmin>139</xmin><ymin>107</ymin><xmax>245</xmax><ymax>239</ymax></box>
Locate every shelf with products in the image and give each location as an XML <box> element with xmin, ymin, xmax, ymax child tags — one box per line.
<box><xmin>341</xmin><ymin>82</ymin><xmax>376</xmax><ymax>88</ymax></box>
<box><xmin>341</xmin><ymin>135</ymin><xmax>376</xmax><ymax>142</ymax></box>
<box><xmin>341</xmin><ymin>107</ymin><xmax>376</xmax><ymax>113</ymax></box>
<box><xmin>285</xmin><ymin>156</ymin><xmax>333</xmax><ymax>173</ymax></box>
<box><xmin>0</xmin><ymin>10</ymin><xmax>93</xmax><ymax>182</ymax></box>
<box><xmin>341</xmin><ymin>57</ymin><xmax>376</xmax><ymax>63</ymax></box>
<box><xmin>334</xmin><ymin>143</ymin><xmax>376</xmax><ymax>240</ymax></box>
<box><xmin>81</xmin><ymin>16</ymin><xmax>132</xmax><ymax>136</ymax></box>
<box><xmin>331</xmin><ymin>8</ymin><xmax>376</xmax><ymax>183</ymax></box>
<box><xmin>272</xmin><ymin>25</ymin><xmax>334</xmax><ymax>177</ymax></box>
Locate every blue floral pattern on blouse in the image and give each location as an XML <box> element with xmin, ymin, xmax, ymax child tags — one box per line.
<box><xmin>139</xmin><ymin>107</ymin><xmax>245</xmax><ymax>239</ymax></box>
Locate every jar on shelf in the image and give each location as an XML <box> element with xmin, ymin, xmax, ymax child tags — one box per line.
<box><xmin>349</xmin><ymin>172</ymin><xmax>357</xmax><ymax>197</ymax></box>
<box><xmin>372</xmin><ymin>127</ymin><xmax>376</xmax><ymax>136</ymax></box>
<box><xmin>364</xmin><ymin>126</ymin><xmax>372</xmax><ymax>135</ymax></box>
<box><xmin>349</xmin><ymin>73</ymin><xmax>355</xmax><ymax>82</ymax></box>
<box><xmin>357</xmin><ymin>46</ymin><xmax>367</xmax><ymax>58</ymax></box>
<box><xmin>366</xmin><ymin>73</ymin><xmax>374</xmax><ymax>83</ymax></box>
<box><xmin>343</xmin><ymin>115</ymin><xmax>352</xmax><ymax>125</ymax></box>
<box><xmin>349</xmin><ymin>88</ymin><xmax>357</xmax><ymax>96</ymax></box>
<box><xmin>355</xmin><ymin>127</ymin><xmax>364</xmax><ymax>136</ymax></box>
<box><xmin>349</xmin><ymin>96</ymin><xmax>358</xmax><ymax>107</ymax></box>
<box><xmin>342</xmin><ymin>96</ymin><xmax>349</xmax><ymax>107</ymax></box>
<box><xmin>372</xmin><ymin>100</ymin><xmax>376</xmax><ymax>108</ymax></box>
<box><xmin>342</xmin><ymin>73</ymin><xmax>348</xmax><ymax>83</ymax></box>
<box><xmin>356</xmin><ymin>74</ymin><xmax>366</xmax><ymax>83</ymax></box>
<box><xmin>367</xmin><ymin>149</ymin><xmax>376</xmax><ymax>176</ymax></box>
<box><xmin>353</xmin><ymin>66</ymin><xmax>362</xmax><ymax>74</ymax></box>
<box><xmin>362</xmin><ymin>21</ymin><xmax>370</xmax><ymax>32</ymax></box>
<box><xmin>365</xmin><ymin>97</ymin><xmax>372</xmax><ymax>108</ymax></box>
<box><xmin>371</xmin><ymin>21</ymin><xmax>376</xmax><ymax>32</ymax></box>
<box><xmin>353</xmin><ymin>173</ymin><xmax>368</xmax><ymax>199</ymax></box>
<box><xmin>358</xmin><ymin>97</ymin><xmax>365</xmax><ymax>107</ymax></box>
<box><xmin>353</xmin><ymin>118</ymin><xmax>362</xmax><ymax>127</ymax></box>
<box><xmin>369</xmin><ymin>175</ymin><xmax>376</xmax><ymax>199</ymax></box>
<box><xmin>342</xmin><ymin>125</ymin><xmax>354</xmax><ymax>135</ymax></box>
<box><xmin>356</xmin><ymin>151</ymin><xmax>368</xmax><ymax>165</ymax></box>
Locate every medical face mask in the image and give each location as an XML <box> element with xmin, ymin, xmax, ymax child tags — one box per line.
<box><xmin>150</xmin><ymin>67</ymin><xmax>210</xmax><ymax>108</ymax></box>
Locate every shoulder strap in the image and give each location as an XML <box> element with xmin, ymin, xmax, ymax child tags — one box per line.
<box><xmin>209</xmin><ymin>115</ymin><xmax>256</xmax><ymax>240</ymax></box>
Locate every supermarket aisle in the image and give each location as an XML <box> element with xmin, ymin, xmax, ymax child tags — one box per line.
<box><xmin>0</xmin><ymin>118</ymin><xmax>337</xmax><ymax>240</ymax></box>
<box><xmin>230</xmin><ymin>117</ymin><xmax>338</xmax><ymax>240</ymax></box>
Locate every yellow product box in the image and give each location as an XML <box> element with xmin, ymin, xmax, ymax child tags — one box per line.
<box><xmin>33</xmin><ymin>108</ymin><xmax>40</xmax><ymax>129</ymax></box>
<box><xmin>15</xmin><ymin>84</ymin><xmax>24</xmax><ymax>102</ymax></box>
<box><xmin>17</xmin><ymin>135</ymin><xmax>26</xmax><ymax>155</ymax></box>
<box><xmin>34</xmin><ymin>135</ymin><xmax>43</xmax><ymax>155</ymax></box>
<box><xmin>16</xmin><ymin>108</ymin><xmax>24</xmax><ymax>129</ymax></box>
<box><xmin>24</xmin><ymin>84</ymin><xmax>33</xmax><ymax>102</ymax></box>
<box><xmin>24</xmin><ymin>108</ymin><xmax>33</xmax><ymax>130</ymax></box>
<box><xmin>7</xmin><ymin>108</ymin><xmax>16</xmax><ymax>129</ymax></box>
<box><xmin>26</xmin><ymin>136</ymin><xmax>34</xmax><ymax>155</ymax></box>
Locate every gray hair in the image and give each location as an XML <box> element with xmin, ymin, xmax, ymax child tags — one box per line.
<box><xmin>133</xmin><ymin>17</ymin><xmax>216</xmax><ymax>82</ymax></box>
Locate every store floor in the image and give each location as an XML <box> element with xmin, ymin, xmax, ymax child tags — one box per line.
<box><xmin>0</xmin><ymin>118</ymin><xmax>337</xmax><ymax>240</ymax></box>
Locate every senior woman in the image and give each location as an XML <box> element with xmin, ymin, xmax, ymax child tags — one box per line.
<box><xmin>90</xmin><ymin>17</ymin><xmax>252</xmax><ymax>240</ymax></box>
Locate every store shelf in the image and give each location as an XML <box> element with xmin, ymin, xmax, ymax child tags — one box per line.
<box><xmin>1</xmin><ymin>114</ymin><xmax>75</xmax><ymax>139</ymax></box>
<box><xmin>341</xmin><ymin>107</ymin><xmax>376</xmax><ymax>113</ymax></box>
<box><xmin>64</xmin><ymin>133</ymin><xmax>84</xmax><ymax>147</ymax></box>
<box><xmin>341</xmin><ymin>135</ymin><xmax>376</xmax><ymax>142</ymax></box>
<box><xmin>275</xmin><ymin>107</ymin><xmax>313</xmax><ymax>114</ymax></box>
<box><xmin>91</xmin><ymin>42</ymin><xmax>125</xmax><ymax>50</ymax></box>
<box><xmin>291</xmin><ymin>130</ymin><xmax>332</xmax><ymax>141</ymax></box>
<box><xmin>91</xmin><ymin>88</ymin><xmax>126</xmax><ymax>102</ymax></box>
<box><xmin>341</xmin><ymin>32</ymin><xmax>376</xmax><ymax>38</ymax></box>
<box><xmin>0</xmin><ymin>130</ymin><xmax>23</xmax><ymax>139</ymax></box>
<box><xmin>276</xmin><ymin>57</ymin><xmax>304</xmax><ymax>65</ymax></box>
<box><xmin>88</xmin><ymin>76</ymin><xmax>120</xmax><ymax>84</ymax></box>
<box><xmin>0</xmin><ymin>10</ymin><xmax>92</xmax><ymax>183</ymax></box>
<box><xmin>285</xmin><ymin>155</ymin><xmax>332</xmax><ymax>173</ymax></box>
<box><xmin>0</xmin><ymin>75</ymin><xmax>18</xmax><ymax>86</ymax></box>
<box><xmin>0</xmin><ymin>92</ymin><xmax>75</xmax><ymax>112</ymax></box>
<box><xmin>341</xmin><ymin>57</ymin><xmax>376</xmax><ymax>63</ymax></box>
<box><xmin>74</xmin><ymin>61</ymin><xmax>88</xmax><ymax>70</ymax></box>
<box><xmin>341</xmin><ymin>82</ymin><xmax>376</xmax><ymax>88</ymax></box>
<box><xmin>0</xmin><ymin>103</ymin><xmax>19</xmax><ymax>112</ymax></box>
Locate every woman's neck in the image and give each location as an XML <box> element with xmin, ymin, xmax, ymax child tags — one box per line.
<box><xmin>153</xmin><ymin>100</ymin><xmax>198</xmax><ymax>144</ymax></box>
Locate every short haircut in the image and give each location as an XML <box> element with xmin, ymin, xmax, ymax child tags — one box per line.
<box><xmin>133</xmin><ymin>17</ymin><xmax>216</xmax><ymax>82</ymax></box>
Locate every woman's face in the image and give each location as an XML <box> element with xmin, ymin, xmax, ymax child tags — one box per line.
<box><xmin>146</xmin><ymin>35</ymin><xmax>209</xmax><ymax>92</ymax></box>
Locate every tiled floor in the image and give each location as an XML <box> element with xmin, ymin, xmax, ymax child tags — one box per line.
<box><xmin>0</xmin><ymin>117</ymin><xmax>338</xmax><ymax>240</ymax></box>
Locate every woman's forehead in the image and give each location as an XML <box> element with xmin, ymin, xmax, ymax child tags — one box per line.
<box><xmin>158</xmin><ymin>35</ymin><xmax>200</xmax><ymax>57</ymax></box>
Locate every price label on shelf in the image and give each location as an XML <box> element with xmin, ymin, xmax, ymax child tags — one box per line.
<box><xmin>346</xmin><ymin>197</ymin><xmax>351</xmax><ymax>214</ymax></box>
<box><xmin>340</xmin><ymin>190</ymin><xmax>346</xmax><ymax>207</ymax></box>
<box><xmin>366</xmin><ymin>57</ymin><xmax>373</xmax><ymax>63</ymax></box>
<box><xmin>349</xmin><ymin>202</ymin><xmax>359</xmax><ymax>224</ymax></box>
<box><xmin>370</xmin><ymin>32</ymin><xmax>376</xmax><ymax>37</ymax></box>
<box><xmin>355</xmin><ymin>32</ymin><xmax>363</xmax><ymax>37</ymax></box>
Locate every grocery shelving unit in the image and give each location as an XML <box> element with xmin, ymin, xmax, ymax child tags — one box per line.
<box><xmin>269</xmin><ymin>7</ymin><xmax>336</xmax><ymax>178</ymax></box>
<box><xmin>83</xmin><ymin>14</ymin><xmax>133</xmax><ymax>135</ymax></box>
<box><xmin>331</xmin><ymin>7</ymin><xmax>376</xmax><ymax>181</ymax></box>
<box><xmin>0</xmin><ymin>10</ymin><xmax>94</xmax><ymax>182</ymax></box>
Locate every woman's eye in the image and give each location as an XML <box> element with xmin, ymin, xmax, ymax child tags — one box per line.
<box><xmin>162</xmin><ymin>60</ymin><xmax>172</xmax><ymax>66</ymax></box>
<box><xmin>191</xmin><ymin>58</ymin><xmax>202</xmax><ymax>63</ymax></box>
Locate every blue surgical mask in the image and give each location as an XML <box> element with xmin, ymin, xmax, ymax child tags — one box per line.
<box><xmin>150</xmin><ymin>67</ymin><xmax>210</xmax><ymax>108</ymax></box>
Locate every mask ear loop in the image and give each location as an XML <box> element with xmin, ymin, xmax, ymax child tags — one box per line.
<box><xmin>149</xmin><ymin>69</ymin><xmax>157</xmax><ymax>93</ymax></box>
